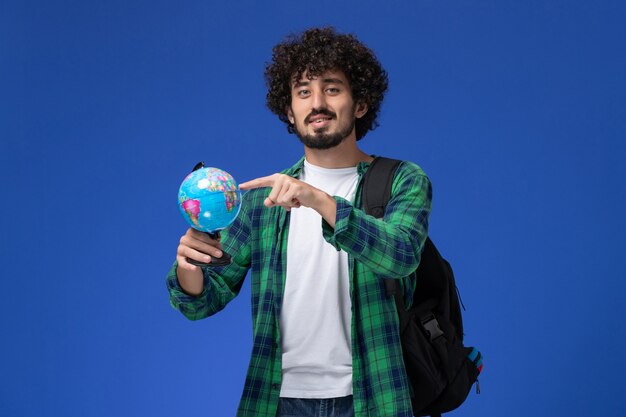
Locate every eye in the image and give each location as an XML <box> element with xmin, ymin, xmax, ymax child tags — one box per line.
<box><xmin>326</xmin><ymin>87</ymin><xmax>340</xmax><ymax>95</ymax></box>
<box><xmin>296</xmin><ymin>89</ymin><xmax>310</xmax><ymax>97</ymax></box>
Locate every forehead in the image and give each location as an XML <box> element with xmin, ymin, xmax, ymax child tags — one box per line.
<box><xmin>291</xmin><ymin>69</ymin><xmax>350</xmax><ymax>86</ymax></box>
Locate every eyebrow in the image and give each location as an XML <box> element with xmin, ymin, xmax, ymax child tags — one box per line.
<box><xmin>292</xmin><ymin>77</ymin><xmax>346</xmax><ymax>88</ymax></box>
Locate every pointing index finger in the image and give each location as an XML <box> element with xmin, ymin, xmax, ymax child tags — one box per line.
<box><xmin>238</xmin><ymin>175</ymin><xmax>276</xmax><ymax>190</ymax></box>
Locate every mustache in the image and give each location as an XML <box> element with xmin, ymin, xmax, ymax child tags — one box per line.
<box><xmin>305</xmin><ymin>109</ymin><xmax>337</xmax><ymax>124</ymax></box>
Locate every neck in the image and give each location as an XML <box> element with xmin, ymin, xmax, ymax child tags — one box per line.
<box><xmin>303</xmin><ymin>135</ymin><xmax>373</xmax><ymax>168</ymax></box>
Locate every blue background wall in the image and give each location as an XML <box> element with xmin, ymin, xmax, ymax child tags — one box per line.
<box><xmin>2</xmin><ymin>1</ymin><xmax>625</xmax><ymax>416</ymax></box>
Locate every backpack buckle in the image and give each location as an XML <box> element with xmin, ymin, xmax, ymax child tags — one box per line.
<box><xmin>421</xmin><ymin>314</ymin><xmax>444</xmax><ymax>342</ymax></box>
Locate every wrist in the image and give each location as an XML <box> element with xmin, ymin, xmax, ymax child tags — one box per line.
<box><xmin>313</xmin><ymin>190</ymin><xmax>337</xmax><ymax>228</ymax></box>
<box><xmin>176</xmin><ymin>263</ymin><xmax>205</xmax><ymax>296</ymax></box>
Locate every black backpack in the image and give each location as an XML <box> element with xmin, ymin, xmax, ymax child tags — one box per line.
<box><xmin>362</xmin><ymin>157</ymin><xmax>483</xmax><ymax>417</ymax></box>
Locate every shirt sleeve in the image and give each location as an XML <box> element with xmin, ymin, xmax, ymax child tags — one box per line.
<box><xmin>321</xmin><ymin>161</ymin><xmax>432</xmax><ymax>279</ymax></box>
<box><xmin>166</xmin><ymin>192</ymin><xmax>253</xmax><ymax>321</ymax></box>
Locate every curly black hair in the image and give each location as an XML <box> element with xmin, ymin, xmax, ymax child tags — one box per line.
<box><xmin>265</xmin><ymin>27</ymin><xmax>389</xmax><ymax>141</ymax></box>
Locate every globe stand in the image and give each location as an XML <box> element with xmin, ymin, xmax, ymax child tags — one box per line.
<box><xmin>186</xmin><ymin>231</ymin><xmax>233</xmax><ymax>267</ymax></box>
<box><xmin>184</xmin><ymin>161</ymin><xmax>234</xmax><ymax>268</ymax></box>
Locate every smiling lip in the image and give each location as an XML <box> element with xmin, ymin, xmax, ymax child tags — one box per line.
<box><xmin>307</xmin><ymin>115</ymin><xmax>334</xmax><ymax>126</ymax></box>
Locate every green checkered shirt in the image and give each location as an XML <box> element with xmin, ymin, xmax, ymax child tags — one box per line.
<box><xmin>167</xmin><ymin>157</ymin><xmax>432</xmax><ymax>417</ymax></box>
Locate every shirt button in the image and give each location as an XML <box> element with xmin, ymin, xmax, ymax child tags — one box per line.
<box><xmin>272</xmin><ymin>383</ymin><xmax>279</xmax><ymax>390</ymax></box>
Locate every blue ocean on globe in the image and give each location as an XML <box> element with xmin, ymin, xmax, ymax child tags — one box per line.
<box><xmin>177</xmin><ymin>167</ymin><xmax>242</xmax><ymax>233</ymax></box>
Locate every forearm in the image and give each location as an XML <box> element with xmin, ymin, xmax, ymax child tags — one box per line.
<box><xmin>167</xmin><ymin>261</ymin><xmax>211</xmax><ymax>320</ymax></box>
<box><xmin>322</xmin><ymin>168</ymin><xmax>432</xmax><ymax>278</ymax></box>
<box><xmin>325</xmin><ymin>199</ymin><xmax>427</xmax><ymax>277</ymax></box>
<box><xmin>167</xmin><ymin>258</ymin><xmax>248</xmax><ymax>320</ymax></box>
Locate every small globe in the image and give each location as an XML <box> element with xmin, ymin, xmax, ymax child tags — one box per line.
<box><xmin>178</xmin><ymin>167</ymin><xmax>242</xmax><ymax>233</ymax></box>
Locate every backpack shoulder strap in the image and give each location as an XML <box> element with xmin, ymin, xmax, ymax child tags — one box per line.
<box><xmin>361</xmin><ymin>157</ymin><xmax>403</xmax><ymax>299</ymax></box>
<box><xmin>361</xmin><ymin>156</ymin><xmax>402</xmax><ymax>218</ymax></box>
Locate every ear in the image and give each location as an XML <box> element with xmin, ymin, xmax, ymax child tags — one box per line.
<box><xmin>354</xmin><ymin>101</ymin><xmax>368</xmax><ymax>119</ymax></box>
<box><xmin>286</xmin><ymin>106</ymin><xmax>295</xmax><ymax>124</ymax></box>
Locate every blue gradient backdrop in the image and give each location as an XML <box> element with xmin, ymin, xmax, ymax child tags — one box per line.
<box><xmin>1</xmin><ymin>1</ymin><xmax>625</xmax><ymax>416</ymax></box>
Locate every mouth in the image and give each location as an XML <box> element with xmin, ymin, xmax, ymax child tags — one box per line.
<box><xmin>306</xmin><ymin>111</ymin><xmax>336</xmax><ymax>128</ymax></box>
<box><xmin>309</xmin><ymin>116</ymin><xmax>333</xmax><ymax>126</ymax></box>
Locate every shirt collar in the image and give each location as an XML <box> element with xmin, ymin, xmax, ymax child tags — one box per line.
<box><xmin>284</xmin><ymin>155</ymin><xmax>376</xmax><ymax>178</ymax></box>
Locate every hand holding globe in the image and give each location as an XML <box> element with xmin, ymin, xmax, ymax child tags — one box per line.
<box><xmin>178</xmin><ymin>162</ymin><xmax>242</xmax><ymax>267</ymax></box>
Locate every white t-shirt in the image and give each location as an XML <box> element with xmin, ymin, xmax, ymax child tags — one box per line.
<box><xmin>279</xmin><ymin>159</ymin><xmax>359</xmax><ymax>399</ymax></box>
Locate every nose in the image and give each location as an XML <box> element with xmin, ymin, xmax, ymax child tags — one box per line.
<box><xmin>311</xmin><ymin>89</ymin><xmax>327</xmax><ymax>110</ymax></box>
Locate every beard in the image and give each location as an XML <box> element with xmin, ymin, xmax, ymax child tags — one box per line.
<box><xmin>292</xmin><ymin>108</ymin><xmax>356</xmax><ymax>150</ymax></box>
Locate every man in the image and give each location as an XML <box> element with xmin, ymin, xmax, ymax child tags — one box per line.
<box><xmin>167</xmin><ymin>27</ymin><xmax>432</xmax><ymax>417</ymax></box>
